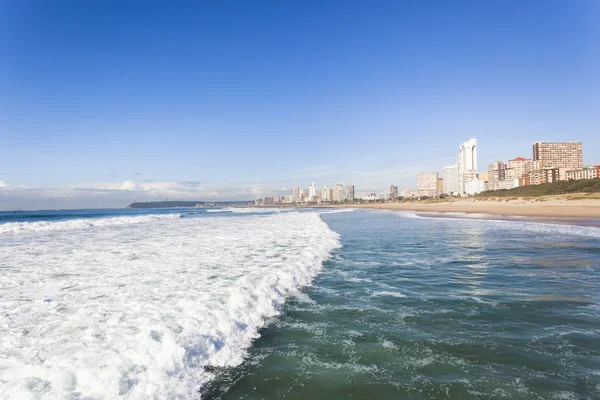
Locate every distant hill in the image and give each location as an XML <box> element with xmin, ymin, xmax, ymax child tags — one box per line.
<box><xmin>476</xmin><ymin>178</ymin><xmax>600</xmax><ymax>198</ymax></box>
<box><xmin>127</xmin><ymin>200</ymin><xmax>251</xmax><ymax>208</ymax></box>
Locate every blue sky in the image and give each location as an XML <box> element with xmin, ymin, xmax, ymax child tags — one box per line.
<box><xmin>1</xmin><ymin>0</ymin><xmax>598</xmax><ymax>209</ymax></box>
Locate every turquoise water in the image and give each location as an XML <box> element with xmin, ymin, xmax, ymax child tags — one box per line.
<box><xmin>1</xmin><ymin>208</ymin><xmax>599</xmax><ymax>399</ymax></box>
<box><xmin>204</xmin><ymin>211</ymin><xmax>600</xmax><ymax>399</ymax></box>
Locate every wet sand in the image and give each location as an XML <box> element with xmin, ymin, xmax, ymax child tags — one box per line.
<box><xmin>349</xmin><ymin>199</ymin><xmax>600</xmax><ymax>219</ymax></box>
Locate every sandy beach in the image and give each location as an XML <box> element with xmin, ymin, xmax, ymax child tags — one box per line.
<box><xmin>348</xmin><ymin>196</ymin><xmax>600</xmax><ymax>219</ymax></box>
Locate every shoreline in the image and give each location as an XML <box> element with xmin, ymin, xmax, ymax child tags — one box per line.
<box><xmin>344</xmin><ymin>199</ymin><xmax>600</xmax><ymax>219</ymax></box>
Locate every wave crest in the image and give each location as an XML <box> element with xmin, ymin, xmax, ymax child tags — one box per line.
<box><xmin>0</xmin><ymin>213</ymin><xmax>181</xmax><ymax>235</ymax></box>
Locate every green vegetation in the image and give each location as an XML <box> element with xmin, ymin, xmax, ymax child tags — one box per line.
<box><xmin>476</xmin><ymin>178</ymin><xmax>600</xmax><ymax>198</ymax></box>
<box><xmin>566</xmin><ymin>194</ymin><xmax>600</xmax><ymax>201</ymax></box>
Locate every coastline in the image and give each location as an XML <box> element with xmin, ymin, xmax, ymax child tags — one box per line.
<box><xmin>345</xmin><ymin>198</ymin><xmax>600</xmax><ymax>219</ymax></box>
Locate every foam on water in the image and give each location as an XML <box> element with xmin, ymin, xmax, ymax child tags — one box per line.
<box><xmin>317</xmin><ymin>209</ymin><xmax>356</xmax><ymax>214</ymax></box>
<box><xmin>394</xmin><ymin>211</ymin><xmax>600</xmax><ymax>238</ymax></box>
<box><xmin>0</xmin><ymin>211</ymin><xmax>340</xmax><ymax>399</ymax></box>
<box><xmin>204</xmin><ymin>207</ymin><xmax>280</xmax><ymax>214</ymax></box>
<box><xmin>0</xmin><ymin>213</ymin><xmax>181</xmax><ymax>235</ymax></box>
<box><xmin>226</xmin><ymin>207</ymin><xmax>280</xmax><ymax>213</ymax></box>
<box><xmin>371</xmin><ymin>291</ymin><xmax>407</xmax><ymax>298</ymax></box>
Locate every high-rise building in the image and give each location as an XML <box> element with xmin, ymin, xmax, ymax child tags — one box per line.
<box><xmin>417</xmin><ymin>172</ymin><xmax>439</xmax><ymax>197</ymax></box>
<box><xmin>508</xmin><ymin>157</ymin><xmax>533</xmax><ymax>179</ymax></box>
<box><xmin>457</xmin><ymin>139</ymin><xmax>478</xmax><ymax>194</ymax></box>
<box><xmin>292</xmin><ymin>187</ymin><xmax>299</xmax><ymax>203</ymax></box>
<box><xmin>332</xmin><ymin>183</ymin><xmax>344</xmax><ymax>202</ymax></box>
<box><xmin>321</xmin><ymin>185</ymin><xmax>330</xmax><ymax>201</ymax></box>
<box><xmin>442</xmin><ymin>165</ymin><xmax>459</xmax><ymax>194</ymax></box>
<box><xmin>389</xmin><ymin>185</ymin><xmax>399</xmax><ymax>200</ymax></box>
<box><xmin>345</xmin><ymin>185</ymin><xmax>355</xmax><ymax>201</ymax></box>
<box><xmin>532</xmin><ymin>142</ymin><xmax>583</xmax><ymax>182</ymax></box>
<box><xmin>309</xmin><ymin>183</ymin><xmax>316</xmax><ymax>198</ymax></box>
<box><xmin>437</xmin><ymin>178</ymin><xmax>444</xmax><ymax>196</ymax></box>
<box><xmin>487</xmin><ymin>161</ymin><xmax>506</xmax><ymax>191</ymax></box>
<box><xmin>533</xmin><ymin>142</ymin><xmax>583</xmax><ymax>170</ymax></box>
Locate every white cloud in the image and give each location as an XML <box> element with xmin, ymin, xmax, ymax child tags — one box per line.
<box><xmin>120</xmin><ymin>180</ymin><xmax>141</xmax><ymax>191</ymax></box>
<box><xmin>0</xmin><ymin>181</ymin><xmax>29</xmax><ymax>191</ymax></box>
<box><xmin>0</xmin><ymin>154</ymin><xmax>453</xmax><ymax>210</ymax></box>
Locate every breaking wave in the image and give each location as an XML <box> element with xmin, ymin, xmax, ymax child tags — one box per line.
<box><xmin>0</xmin><ymin>213</ymin><xmax>182</xmax><ymax>235</ymax></box>
<box><xmin>0</xmin><ymin>212</ymin><xmax>340</xmax><ymax>398</ymax></box>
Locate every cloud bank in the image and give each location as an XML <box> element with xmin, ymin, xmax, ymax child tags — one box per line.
<box><xmin>0</xmin><ymin>180</ymin><xmax>287</xmax><ymax>210</ymax></box>
<box><xmin>0</xmin><ymin>158</ymin><xmax>451</xmax><ymax>210</ymax></box>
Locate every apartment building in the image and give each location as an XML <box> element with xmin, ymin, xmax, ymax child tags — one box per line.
<box><xmin>417</xmin><ymin>172</ymin><xmax>440</xmax><ymax>197</ymax></box>
<box><xmin>566</xmin><ymin>166</ymin><xmax>600</xmax><ymax>181</ymax></box>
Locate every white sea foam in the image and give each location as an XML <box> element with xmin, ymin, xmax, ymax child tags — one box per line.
<box><xmin>226</xmin><ymin>207</ymin><xmax>280</xmax><ymax>213</ymax></box>
<box><xmin>383</xmin><ymin>342</ymin><xmax>399</xmax><ymax>351</ymax></box>
<box><xmin>393</xmin><ymin>211</ymin><xmax>421</xmax><ymax>219</ymax></box>
<box><xmin>318</xmin><ymin>208</ymin><xmax>355</xmax><ymax>215</ymax></box>
<box><xmin>293</xmin><ymin>292</ymin><xmax>317</xmax><ymax>305</ymax></box>
<box><xmin>371</xmin><ymin>291</ymin><xmax>407</xmax><ymax>298</ymax></box>
<box><xmin>0</xmin><ymin>213</ymin><xmax>181</xmax><ymax>235</ymax></box>
<box><xmin>0</xmin><ymin>211</ymin><xmax>340</xmax><ymax>399</ymax></box>
<box><xmin>205</xmin><ymin>207</ymin><xmax>280</xmax><ymax>214</ymax></box>
<box><xmin>393</xmin><ymin>212</ymin><xmax>600</xmax><ymax>239</ymax></box>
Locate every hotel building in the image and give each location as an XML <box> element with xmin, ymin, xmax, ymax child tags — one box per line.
<box><xmin>442</xmin><ymin>165</ymin><xmax>459</xmax><ymax>194</ymax></box>
<box><xmin>457</xmin><ymin>139</ymin><xmax>478</xmax><ymax>194</ymax></box>
<box><xmin>417</xmin><ymin>172</ymin><xmax>439</xmax><ymax>197</ymax></box>
<box><xmin>533</xmin><ymin>142</ymin><xmax>583</xmax><ymax>170</ymax></box>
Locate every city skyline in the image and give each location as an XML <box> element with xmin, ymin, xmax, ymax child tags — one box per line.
<box><xmin>2</xmin><ymin>1</ymin><xmax>599</xmax><ymax>209</ymax></box>
<box><xmin>1</xmin><ymin>136</ymin><xmax>597</xmax><ymax>209</ymax></box>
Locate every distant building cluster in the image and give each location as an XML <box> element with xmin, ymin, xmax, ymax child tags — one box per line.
<box><xmin>483</xmin><ymin>141</ymin><xmax>586</xmax><ymax>191</ymax></box>
<box><xmin>254</xmin><ymin>139</ymin><xmax>595</xmax><ymax>205</ymax></box>
<box><xmin>400</xmin><ymin>139</ymin><xmax>600</xmax><ymax>198</ymax></box>
<box><xmin>386</xmin><ymin>139</ymin><xmax>595</xmax><ymax>199</ymax></box>
<box><xmin>254</xmin><ymin>182</ymin><xmax>355</xmax><ymax>206</ymax></box>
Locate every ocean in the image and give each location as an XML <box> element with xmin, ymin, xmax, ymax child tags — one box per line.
<box><xmin>1</xmin><ymin>208</ymin><xmax>599</xmax><ymax>399</ymax></box>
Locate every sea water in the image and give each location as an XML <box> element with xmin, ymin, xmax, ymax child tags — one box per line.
<box><xmin>1</xmin><ymin>208</ymin><xmax>599</xmax><ymax>399</ymax></box>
